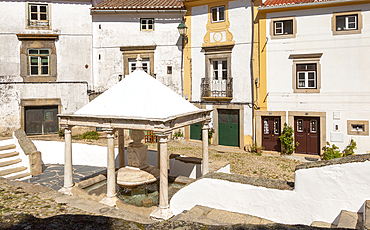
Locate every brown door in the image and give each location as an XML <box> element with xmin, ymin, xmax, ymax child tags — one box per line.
<box><xmin>294</xmin><ymin>117</ymin><xmax>320</xmax><ymax>155</ymax></box>
<box><xmin>262</xmin><ymin>116</ymin><xmax>281</xmax><ymax>151</ymax></box>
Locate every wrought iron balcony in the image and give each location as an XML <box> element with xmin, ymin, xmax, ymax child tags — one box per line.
<box><xmin>201</xmin><ymin>77</ymin><xmax>233</xmax><ymax>100</ymax></box>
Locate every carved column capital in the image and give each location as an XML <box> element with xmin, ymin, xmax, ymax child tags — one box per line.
<box><xmin>154</xmin><ymin>131</ymin><xmax>172</xmax><ymax>143</ymax></box>
<box><xmin>104</xmin><ymin>128</ymin><xmax>115</xmax><ymax>138</ymax></box>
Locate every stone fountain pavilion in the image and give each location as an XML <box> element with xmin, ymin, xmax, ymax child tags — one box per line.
<box><xmin>58</xmin><ymin>55</ymin><xmax>212</xmax><ymax>220</ymax></box>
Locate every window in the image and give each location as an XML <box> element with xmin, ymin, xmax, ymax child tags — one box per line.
<box><xmin>336</xmin><ymin>15</ymin><xmax>357</xmax><ymax>31</ymax></box>
<box><xmin>297</xmin><ymin>119</ymin><xmax>303</xmax><ymax>132</ymax></box>
<box><xmin>212</xmin><ymin>60</ymin><xmax>227</xmax><ymax>80</ymax></box>
<box><xmin>202</xmin><ymin>46</ymin><xmax>233</xmax><ymax>100</ymax></box>
<box><xmin>310</xmin><ymin>120</ymin><xmax>317</xmax><ymax>133</ymax></box>
<box><xmin>270</xmin><ymin>17</ymin><xmax>296</xmax><ymax>39</ymax></box>
<box><xmin>128</xmin><ymin>58</ymin><xmax>149</xmax><ymax>74</ymax></box>
<box><xmin>332</xmin><ymin>11</ymin><xmax>362</xmax><ymax>35</ymax></box>
<box><xmin>167</xmin><ymin>66</ymin><xmax>172</xmax><ymax>75</ymax></box>
<box><xmin>274</xmin><ymin>20</ymin><xmax>293</xmax><ymax>35</ymax></box>
<box><xmin>121</xmin><ymin>45</ymin><xmax>156</xmax><ymax>78</ymax></box>
<box><xmin>28</xmin><ymin>49</ymin><xmax>50</xmax><ymax>75</ymax></box>
<box><xmin>210</xmin><ymin>59</ymin><xmax>228</xmax><ymax>97</ymax></box>
<box><xmin>347</xmin><ymin>120</ymin><xmax>369</xmax><ymax>135</ymax></box>
<box><xmin>296</xmin><ymin>64</ymin><xmax>317</xmax><ymax>89</ymax></box>
<box><xmin>274</xmin><ymin>118</ymin><xmax>280</xmax><ymax>134</ymax></box>
<box><xmin>141</xmin><ymin>18</ymin><xmax>154</xmax><ymax>31</ymax></box>
<box><xmin>28</xmin><ymin>4</ymin><xmax>49</xmax><ymax>27</ymax></box>
<box><xmin>290</xmin><ymin>53</ymin><xmax>322</xmax><ymax>93</ymax></box>
<box><xmin>211</xmin><ymin>6</ymin><xmax>225</xmax><ymax>23</ymax></box>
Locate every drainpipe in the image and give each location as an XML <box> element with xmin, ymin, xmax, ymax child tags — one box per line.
<box><xmin>180</xmin><ymin>21</ymin><xmax>185</xmax><ymax>98</ymax></box>
<box><xmin>250</xmin><ymin>0</ymin><xmax>256</xmax><ymax>146</ymax></box>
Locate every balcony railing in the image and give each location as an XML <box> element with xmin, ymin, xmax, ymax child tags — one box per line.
<box><xmin>201</xmin><ymin>77</ymin><xmax>233</xmax><ymax>99</ymax></box>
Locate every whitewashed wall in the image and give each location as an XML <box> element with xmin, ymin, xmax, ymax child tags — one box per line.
<box><xmin>0</xmin><ymin>0</ymin><xmax>92</xmax><ymax>135</ymax></box>
<box><xmin>0</xmin><ymin>0</ymin><xmax>93</xmax><ymax>83</ymax></box>
<box><xmin>92</xmin><ymin>12</ymin><xmax>184</xmax><ymax>94</ymax></box>
<box><xmin>265</xmin><ymin>4</ymin><xmax>370</xmax><ymax>152</ymax></box>
<box><xmin>170</xmin><ymin>160</ymin><xmax>370</xmax><ymax>225</ymax></box>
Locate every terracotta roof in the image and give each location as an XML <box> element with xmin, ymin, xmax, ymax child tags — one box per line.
<box><xmin>92</xmin><ymin>0</ymin><xmax>184</xmax><ymax>10</ymax></box>
<box><xmin>261</xmin><ymin>0</ymin><xmax>334</xmax><ymax>8</ymax></box>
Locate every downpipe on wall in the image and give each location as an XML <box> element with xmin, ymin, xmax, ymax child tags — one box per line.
<box><xmin>250</xmin><ymin>0</ymin><xmax>256</xmax><ymax>146</ymax></box>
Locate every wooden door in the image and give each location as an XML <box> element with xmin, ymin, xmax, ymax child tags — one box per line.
<box><xmin>262</xmin><ymin>116</ymin><xmax>281</xmax><ymax>151</ymax></box>
<box><xmin>218</xmin><ymin>109</ymin><xmax>239</xmax><ymax>147</ymax></box>
<box><xmin>294</xmin><ymin>117</ymin><xmax>320</xmax><ymax>155</ymax></box>
<box><xmin>25</xmin><ymin>106</ymin><xmax>58</xmax><ymax>135</ymax></box>
<box><xmin>190</xmin><ymin>123</ymin><xmax>202</xmax><ymax>140</ymax></box>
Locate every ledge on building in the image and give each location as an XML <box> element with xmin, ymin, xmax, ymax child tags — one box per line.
<box><xmin>16</xmin><ymin>34</ymin><xmax>59</xmax><ymax>40</ymax></box>
<box><xmin>201</xmin><ymin>97</ymin><xmax>233</xmax><ymax>102</ymax></box>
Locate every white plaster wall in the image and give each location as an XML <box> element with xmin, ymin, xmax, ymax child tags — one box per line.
<box><xmin>265</xmin><ymin>4</ymin><xmax>370</xmax><ymax>152</ymax></box>
<box><xmin>191</xmin><ymin>5</ymin><xmax>208</xmax><ymax>101</ymax></box>
<box><xmin>229</xmin><ymin>0</ymin><xmax>252</xmax><ymax>103</ymax></box>
<box><xmin>170</xmin><ymin>160</ymin><xmax>370</xmax><ymax>225</ymax></box>
<box><xmin>0</xmin><ymin>0</ymin><xmax>92</xmax><ymax>83</ymax></box>
<box><xmin>191</xmin><ymin>2</ymin><xmax>253</xmax><ymax>138</ymax></box>
<box><xmin>92</xmin><ymin>12</ymin><xmax>183</xmax><ymax>94</ymax></box>
<box><xmin>34</xmin><ymin>140</ymin><xmax>159</xmax><ymax>168</ymax></box>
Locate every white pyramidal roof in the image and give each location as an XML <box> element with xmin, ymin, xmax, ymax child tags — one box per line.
<box><xmin>75</xmin><ymin>66</ymin><xmax>199</xmax><ymax>120</ymax></box>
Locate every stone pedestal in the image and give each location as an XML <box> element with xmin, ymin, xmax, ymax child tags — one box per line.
<box><xmin>150</xmin><ymin>206</ymin><xmax>174</xmax><ymax>220</ymax></box>
<box><xmin>127</xmin><ymin>130</ymin><xmax>148</xmax><ymax>168</ymax></box>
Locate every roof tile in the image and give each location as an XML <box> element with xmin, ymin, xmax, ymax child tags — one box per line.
<box><xmin>261</xmin><ymin>0</ymin><xmax>334</xmax><ymax>8</ymax></box>
<box><xmin>92</xmin><ymin>0</ymin><xmax>184</xmax><ymax>10</ymax></box>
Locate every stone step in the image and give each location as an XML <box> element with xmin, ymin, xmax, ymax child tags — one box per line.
<box><xmin>0</xmin><ymin>166</ymin><xmax>27</xmax><ymax>177</ymax></box>
<box><xmin>0</xmin><ymin>151</ymin><xmax>19</xmax><ymax>159</ymax></box>
<box><xmin>310</xmin><ymin>221</ymin><xmax>334</xmax><ymax>228</ymax></box>
<box><xmin>0</xmin><ymin>144</ymin><xmax>16</xmax><ymax>151</ymax></box>
<box><xmin>364</xmin><ymin>200</ymin><xmax>370</xmax><ymax>230</ymax></box>
<box><xmin>6</xmin><ymin>172</ymin><xmax>31</xmax><ymax>180</ymax></box>
<box><xmin>337</xmin><ymin>210</ymin><xmax>363</xmax><ymax>229</ymax></box>
<box><xmin>0</xmin><ymin>158</ymin><xmax>22</xmax><ymax>167</ymax></box>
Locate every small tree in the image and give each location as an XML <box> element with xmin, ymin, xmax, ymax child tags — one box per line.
<box><xmin>279</xmin><ymin>123</ymin><xmax>299</xmax><ymax>155</ymax></box>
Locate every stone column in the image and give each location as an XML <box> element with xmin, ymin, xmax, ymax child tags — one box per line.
<box><xmin>150</xmin><ymin>132</ymin><xmax>173</xmax><ymax>220</ymax></box>
<box><xmin>202</xmin><ymin>121</ymin><xmax>210</xmax><ymax>176</ymax></box>
<box><xmin>157</xmin><ymin>137</ymin><xmax>160</xmax><ymax>169</ymax></box>
<box><xmin>59</xmin><ymin>125</ymin><xmax>74</xmax><ymax>195</ymax></box>
<box><xmin>100</xmin><ymin>128</ymin><xmax>119</xmax><ymax>207</ymax></box>
<box><xmin>118</xmin><ymin>129</ymin><xmax>125</xmax><ymax>168</ymax></box>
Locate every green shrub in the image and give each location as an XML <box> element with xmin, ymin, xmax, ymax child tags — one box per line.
<box><xmin>80</xmin><ymin>131</ymin><xmax>99</xmax><ymax>140</ymax></box>
<box><xmin>322</xmin><ymin>142</ymin><xmax>341</xmax><ymax>160</ymax></box>
<box><xmin>279</xmin><ymin>123</ymin><xmax>299</xmax><ymax>155</ymax></box>
<box><xmin>58</xmin><ymin>129</ymin><xmax>65</xmax><ymax>138</ymax></box>
<box><xmin>343</xmin><ymin>139</ymin><xmax>357</xmax><ymax>157</ymax></box>
<box><xmin>174</xmin><ymin>131</ymin><xmax>183</xmax><ymax>138</ymax></box>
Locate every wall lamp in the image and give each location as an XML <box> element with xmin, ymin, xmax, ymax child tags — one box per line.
<box><xmin>177</xmin><ymin>21</ymin><xmax>188</xmax><ymax>43</ymax></box>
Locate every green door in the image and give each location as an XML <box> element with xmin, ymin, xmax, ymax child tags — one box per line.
<box><xmin>25</xmin><ymin>106</ymin><xmax>58</xmax><ymax>135</ymax></box>
<box><xmin>218</xmin><ymin>109</ymin><xmax>239</xmax><ymax>147</ymax></box>
<box><xmin>190</xmin><ymin>123</ymin><xmax>202</xmax><ymax>140</ymax></box>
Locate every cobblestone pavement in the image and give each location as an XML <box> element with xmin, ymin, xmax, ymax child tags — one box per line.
<box><xmin>0</xmin><ymin>178</ymin><xmax>92</xmax><ymax>218</ymax></box>
<box><xmin>22</xmin><ymin>164</ymin><xmax>106</xmax><ymax>191</ymax></box>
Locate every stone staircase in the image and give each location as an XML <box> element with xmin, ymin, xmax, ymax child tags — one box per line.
<box><xmin>0</xmin><ymin>140</ymin><xmax>31</xmax><ymax>180</ymax></box>
<box><xmin>311</xmin><ymin>200</ymin><xmax>370</xmax><ymax>229</ymax></box>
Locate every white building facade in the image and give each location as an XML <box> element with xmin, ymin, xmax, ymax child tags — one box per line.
<box><xmin>0</xmin><ymin>0</ymin><xmax>92</xmax><ymax>135</ymax></box>
<box><xmin>184</xmin><ymin>0</ymin><xmax>254</xmax><ymax>148</ymax></box>
<box><xmin>256</xmin><ymin>0</ymin><xmax>370</xmax><ymax>154</ymax></box>
<box><xmin>90</xmin><ymin>1</ymin><xmax>186</xmax><ymax>95</ymax></box>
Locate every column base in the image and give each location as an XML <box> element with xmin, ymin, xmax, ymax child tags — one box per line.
<box><xmin>58</xmin><ymin>186</ymin><xmax>73</xmax><ymax>196</ymax></box>
<box><xmin>150</xmin><ymin>206</ymin><xmax>174</xmax><ymax>221</ymax></box>
<box><xmin>100</xmin><ymin>196</ymin><xmax>119</xmax><ymax>207</ymax></box>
